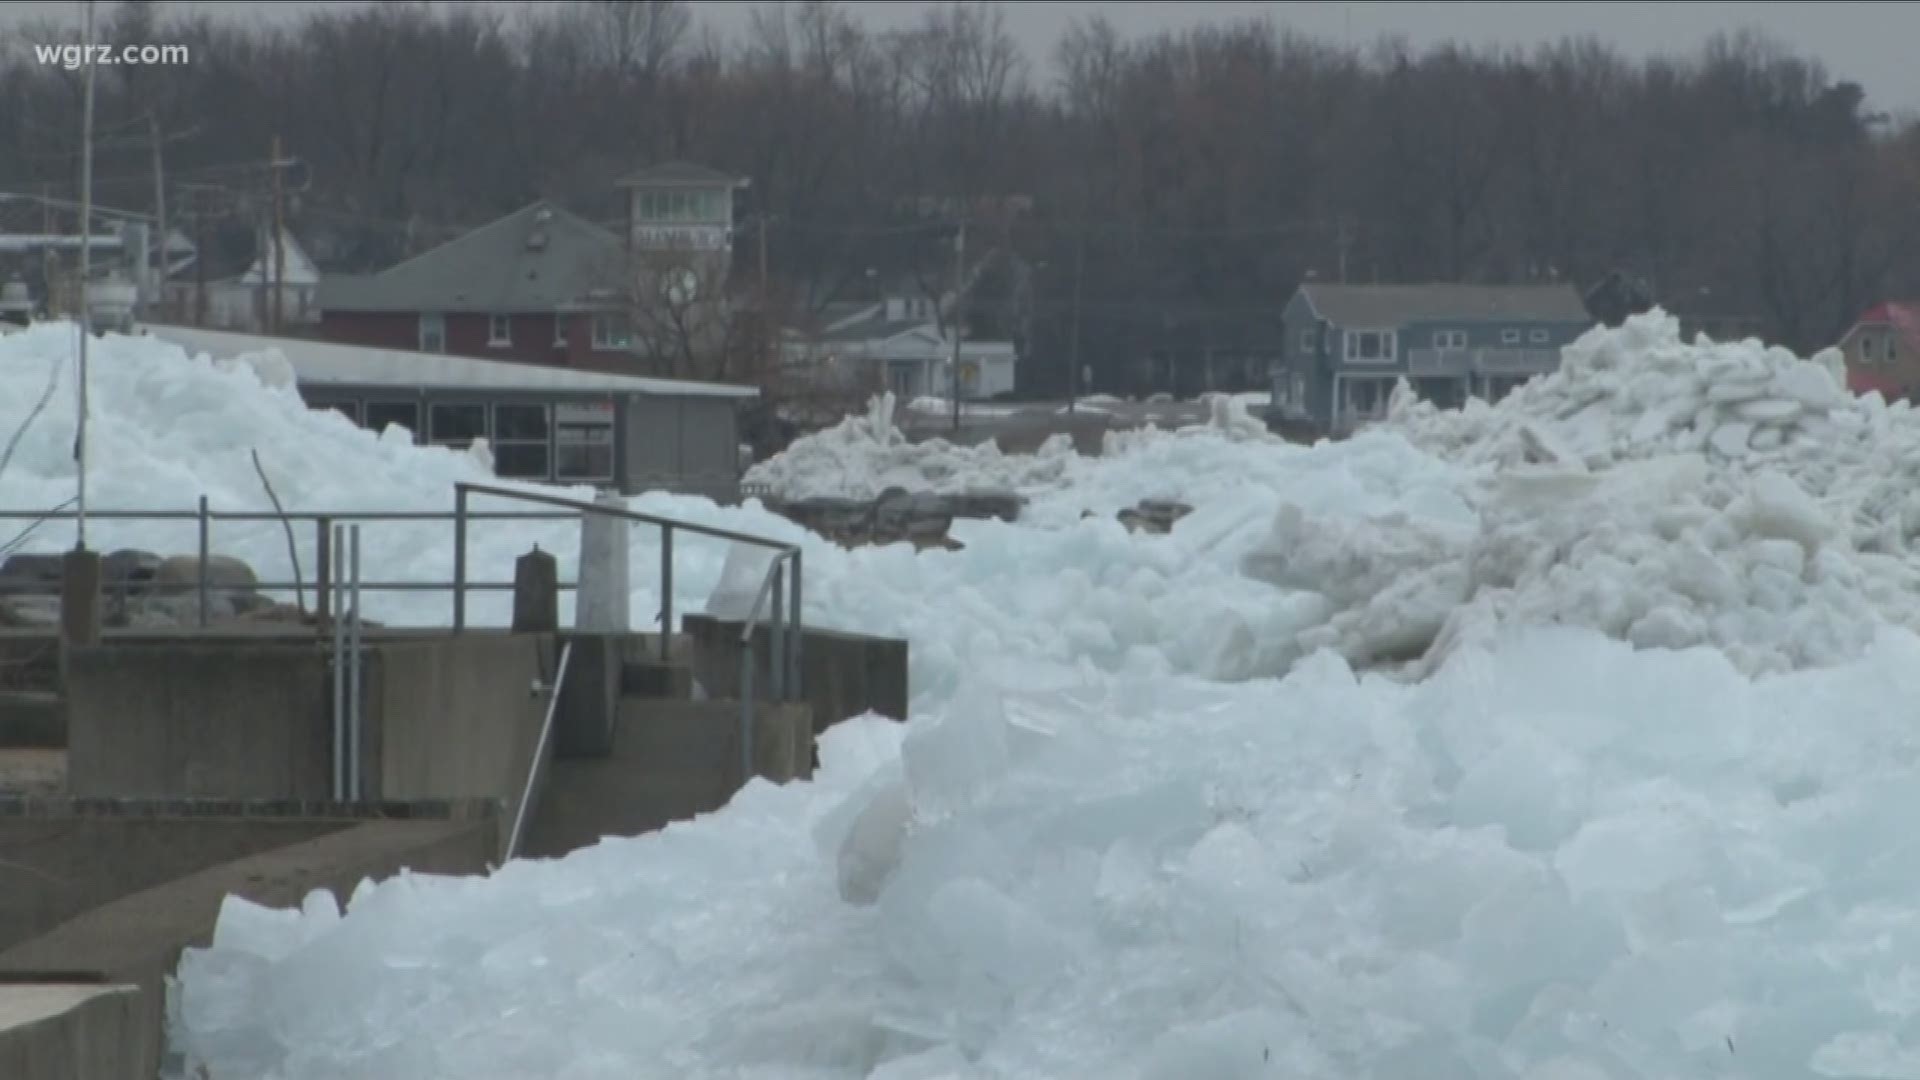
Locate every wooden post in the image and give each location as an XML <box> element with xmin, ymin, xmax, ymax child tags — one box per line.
<box><xmin>512</xmin><ymin>545</ymin><xmax>559</xmax><ymax>633</ymax></box>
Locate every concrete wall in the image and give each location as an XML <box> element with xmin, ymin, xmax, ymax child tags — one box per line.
<box><xmin>0</xmin><ymin>814</ymin><xmax>496</xmax><ymax>1080</ymax></box>
<box><xmin>523</xmin><ymin>699</ymin><xmax>811</xmax><ymax>859</ymax></box>
<box><xmin>66</xmin><ymin>641</ymin><xmax>333</xmax><ymax>800</ymax></box>
<box><xmin>361</xmin><ymin>633</ymin><xmax>552</xmax><ymax>859</ymax></box>
<box><xmin>683</xmin><ymin>614</ymin><xmax>909</xmax><ymax>735</ymax></box>
<box><xmin>0</xmin><ymin>984</ymin><xmax>143</xmax><ymax>1080</ymax></box>
<box><xmin>0</xmin><ymin>818</ymin><xmax>346</xmax><ymax>952</ymax></box>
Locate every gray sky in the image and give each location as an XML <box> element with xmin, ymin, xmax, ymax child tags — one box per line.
<box><xmin>6</xmin><ymin>1</ymin><xmax>1918</xmax><ymax>110</ymax></box>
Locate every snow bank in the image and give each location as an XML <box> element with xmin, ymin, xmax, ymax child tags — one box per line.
<box><xmin>1240</xmin><ymin>311</ymin><xmax>1920</xmax><ymax>677</ymax></box>
<box><xmin>171</xmin><ymin>627</ymin><xmax>1920</xmax><ymax>1079</ymax></box>
<box><xmin>745</xmin><ymin>390</ymin><xmax>1279</xmax><ymax>503</ymax></box>
<box><xmin>15</xmin><ymin>315</ymin><xmax>1920</xmax><ymax>1078</ymax></box>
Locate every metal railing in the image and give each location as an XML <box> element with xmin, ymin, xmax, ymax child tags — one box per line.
<box><xmin>505</xmin><ymin>638</ymin><xmax>573</xmax><ymax>863</ymax></box>
<box><xmin>0</xmin><ymin>500</ymin><xmax>585</xmax><ymax>626</ymax></box>
<box><xmin>737</xmin><ymin>547</ymin><xmax>802</xmax><ymax>782</ymax></box>
<box><xmin>452</xmin><ymin>481</ymin><xmax>800</xmax><ymax>666</ymax></box>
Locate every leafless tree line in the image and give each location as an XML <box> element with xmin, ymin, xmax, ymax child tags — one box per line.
<box><xmin>4</xmin><ymin>0</ymin><xmax>1918</xmax><ymax>392</ymax></box>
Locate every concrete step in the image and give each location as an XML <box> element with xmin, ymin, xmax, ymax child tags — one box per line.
<box><xmin>520</xmin><ymin>698</ymin><xmax>812</xmax><ymax>859</ymax></box>
<box><xmin>0</xmin><ymin>692</ymin><xmax>63</xmax><ymax>750</ymax></box>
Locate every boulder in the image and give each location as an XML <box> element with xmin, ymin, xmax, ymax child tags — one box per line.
<box><xmin>154</xmin><ymin>554</ymin><xmax>259</xmax><ymax>593</ymax></box>
<box><xmin>102</xmin><ymin>549</ymin><xmax>163</xmax><ymax>595</ymax></box>
<box><xmin>0</xmin><ymin>553</ymin><xmax>64</xmax><ymax>594</ymax></box>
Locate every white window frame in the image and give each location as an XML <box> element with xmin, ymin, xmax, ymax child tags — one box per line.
<box><xmin>488</xmin><ymin>314</ymin><xmax>512</xmax><ymax>347</ymax></box>
<box><xmin>1344</xmin><ymin>328</ymin><xmax>1396</xmax><ymax>364</ymax></box>
<box><xmin>1529</xmin><ymin>328</ymin><xmax>1550</xmax><ymax>344</ymax></box>
<box><xmin>1501</xmin><ymin>328</ymin><xmax>1522</xmax><ymax>345</ymax></box>
<box><xmin>1432</xmin><ymin>329</ymin><xmax>1466</xmax><ymax>351</ymax></box>
<box><xmin>1862</xmin><ymin>334</ymin><xmax>1879</xmax><ymax>363</ymax></box>
<box><xmin>1298</xmin><ymin>328</ymin><xmax>1317</xmax><ymax>354</ymax></box>
<box><xmin>418</xmin><ymin>313</ymin><xmax>446</xmax><ymax>354</ymax></box>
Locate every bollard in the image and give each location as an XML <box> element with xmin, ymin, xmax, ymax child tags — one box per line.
<box><xmin>60</xmin><ymin>546</ymin><xmax>103</xmax><ymax>647</ymax></box>
<box><xmin>512</xmin><ymin>545</ymin><xmax>559</xmax><ymax>633</ymax></box>
<box><xmin>575</xmin><ymin>491</ymin><xmax>630</xmax><ymax>632</ymax></box>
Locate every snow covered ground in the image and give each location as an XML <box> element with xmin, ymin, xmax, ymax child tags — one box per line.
<box><xmin>8</xmin><ymin>314</ymin><xmax>1920</xmax><ymax>1077</ymax></box>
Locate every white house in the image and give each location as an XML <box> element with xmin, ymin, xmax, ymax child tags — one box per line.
<box><xmin>167</xmin><ymin>225</ymin><xmax>321</xmax><ymax>331</ymax></box>
<box><xmin>782</xmin><ymin>293</ymin><xmax>1017</xmax><ymax>401</ymax></box>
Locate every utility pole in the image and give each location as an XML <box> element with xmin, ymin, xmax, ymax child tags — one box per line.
<box><xmin>950</xmin><ymin>221</ymin><xmax>966</xmax><ymax>433</ymax></box>
<box><xmin>76</xmin><ymin>0</ymin><xmax>96</xmax><ymax>553</ymax></box>
<box><xmin>1337</xmin><ymin>218</ymin><xmax>1351</xmax><ymax>285</ymax></box>
<box><xmin>270</xmin><ymin>135</ymin><xmax>286</xmax><ymax>334</ymax></box>
<box><xmin>1068</xmin><ymin>222</ymin><xmax>1086</xmax><ymax>415</ymax></box>
<box><xmin>149</xmin><ymin>112</ymin><xmax>167</xmax><ymax>317</ymax></box>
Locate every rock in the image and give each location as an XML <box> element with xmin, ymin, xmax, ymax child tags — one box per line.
<box><xmin>0</xmin><ymin>553</ymin><xmax>63</xmax><ymax>594</ymax></box>
<box><xmin>1120</xmin><ymin>499</ymin><xmax>1195</xmax><ymax>535</ymax></box>
<box><xmin>102</xmin><ymin>549</ymin><xmax>163</xmax><ymax>595</ymax></box>
<box><xmin>154</xmin><ymin>554</ymin><xmax>258</xmax><ymax>593</ymax></box>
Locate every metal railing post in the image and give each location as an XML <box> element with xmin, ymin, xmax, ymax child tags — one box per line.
<box><xmin>505</xmin><ymin>640</ymin><xmax>573</xmax><ymax>864</ymax></box>
<box><xmin>739</xmin><ymin>646</ymin><xmax>755</xmax><ymax>786</ymax></box>
<box><xmin>315</xmin><ymin>516</ymin><xmax>332</xmax><ymax>626</ymax></box>
<box><xmin>788</xmin><ymin>549</ymin><xmax>802</xmax><ymax>700</ymax></box>
<box><xmin>770</xmin><ymin>560</ymin><xmax>785</xmax><ymax>702</ymax></box>
<box><xmin>659</xmin><ymin>524</ymin><xmax>673</xmax><ymax>662</ymax></box>
<box><xmin>195</xmin><ymin>496</ymin><xmax>210</xmax><ymax>628</ymax></box>
<box><xmin>348</xmin><ymin>524</ymin><xmax>363</xmax><ymax>801</ymax></box>
<box><xmin>330</xmin><ymin>522</ymin><xmax>346</xmax><ymax>801</ymax></box>
<box><xmin>452</xmin><ymin>486</ymin><xmax>469</xmax><ymax>632</ymax></box>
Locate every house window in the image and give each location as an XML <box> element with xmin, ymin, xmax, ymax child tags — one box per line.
<box><xmin>1863</xmin><ymin>335</ymin><xmax>1879</xmax><ymax>363</ymax></box>
<box><xmin>1432</xmin><ymin>329</ymin><xmax>1466</xmax><ymax>351</ymax></box>
<box><xmin>488</xmin><ymin>314</ymin><xmax>512</xmax><ymax>347</ymax></box>
<box><xmin>1298</xmin><ymin>329</ymin><xmax>1317</xmax><ymax>354</ymax></box>
<box><xmin>418</xmin><ymin>313</ymin><xmax>446</xmax><ymax>353</ymax></box>
<box><xmin>1501</xmin><ymin>329</ymin><xmax>1521</xmax><ymax>345</ymax></box>
<box><xmin>492</xmin><ymin>403</ymin><xmax>551</xmax><ymax>480</ymax></box>
<box><xmin>592</xmin><ymin>313</ymin><xmax>632</xmax><ymax>351</ymax></box>
<box><xmin>428</xmin><ymin>403</ymin><xmax>487</xmax><ymax>449</ymax></box>
<box><xmin>1346</xmin><ymin>329</ymin><xmax>1393</xmax><ymax>362</ymax></box>
<box><xmin>1529</xmin><ymin>329</ymin><xmax>1550</xmax><ymax>344</ymax></box>
<box><xmin>556</xmin><ymin>421</ymin><xmax>614</xmax><ymax>482</ymax></box>
<box><xmin>364</xmin><ymin>401</ymin><xmax>420</xmax><ymax>438</ymax></box>
<box><xmin>553</xmin><ymin>316</ymin><xmax>568</xmax><ymax>348</ymax></box>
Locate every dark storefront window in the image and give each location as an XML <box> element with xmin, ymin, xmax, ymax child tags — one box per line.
<box><xmin>364</xmin><ymin>401</ymin><xmax>420</xmax><ymax>438</ymax></box>
<box><xmin>429</xmin><ymin>403</ymin><xmax>488</xmax><ymax>448</ymax></box>
<box><xmin>493</xmin><ymin>403</ymin><xmax>552</xmax><ymax>479</ymax></box>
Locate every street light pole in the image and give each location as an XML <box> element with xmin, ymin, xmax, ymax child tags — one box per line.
<box><xmin>950</xmin><ymin>222</ymin><xmax>966</xmax><ymax>433</ymax></box>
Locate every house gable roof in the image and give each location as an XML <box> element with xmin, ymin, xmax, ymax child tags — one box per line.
<box><xmin>1297</xmin><ymin>283</ymin><xmax>1592</xmax><ymax>328</ymax></box>
<box><xmin>315</xmin><ymin>200</ymin><xmax>625</xmax><ymax>314</ymax></box>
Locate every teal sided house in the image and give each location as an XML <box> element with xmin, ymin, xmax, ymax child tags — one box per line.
<box><xmin>1272</xmin><ymin>283</ymin><xmax>1595</xmax><ymax>434</ymax></box>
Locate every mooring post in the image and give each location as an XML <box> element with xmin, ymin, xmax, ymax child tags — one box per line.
<box><xmin>59</xmin><ymin>545</ymin><xmax>102</xmax><ymax>647</ymax></box>
<box><xmin>512</xmin><ymin>545</ymin><xmax>559</xmax><ymax>633</ymax></box>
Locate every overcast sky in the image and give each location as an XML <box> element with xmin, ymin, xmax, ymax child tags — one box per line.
<box><xmin>6</xmin><ymin>1</ymin><xmax>1918</xmax><ymax>111</ymax></box>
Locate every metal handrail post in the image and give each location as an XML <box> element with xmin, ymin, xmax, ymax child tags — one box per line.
<box><xmin>196</xmin><ymin>496</ymin><xmax>210</xmax><ymax>628</ymax></box>
<box><xmin>770</xmin><ymin>561</ymin><xmax>785</xmax><ymax>702</ymax></box>
<box><xmin>315</xmin><ymin>516</ymin><xmax>332</xmax><ymax>626</ymax></box>
<box><xmin>505</xmin><ymin>640</ymin><xmax>573</xmax><ymax>863</ymax></box>
<box><xmin>330</xmin><ymin>523</ymin><xmax>346</xmax><ymax>801</ymax></box>
<box><xmin>787</xmin><ymin>550</ymin><xmax>802</xmax><ymax>700</ymax></box>
<box><xmin>348</xmin><ymin>524</ymin><xmax>363</xmax><ymax>801</ymax></box>
<box><xmin>739</xmin><ymin>646</ymin><xmax>755</xmax><ymax>786</ymax></box>
<box><xmin>659</xmin><ymin>525</ymin><xmax>673</xmax><ymax>662</ymax></box>
<box><xmin>452</xmin><ymin>488</ymin><xmax>469</xmax><ymax>632</ymax></box>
